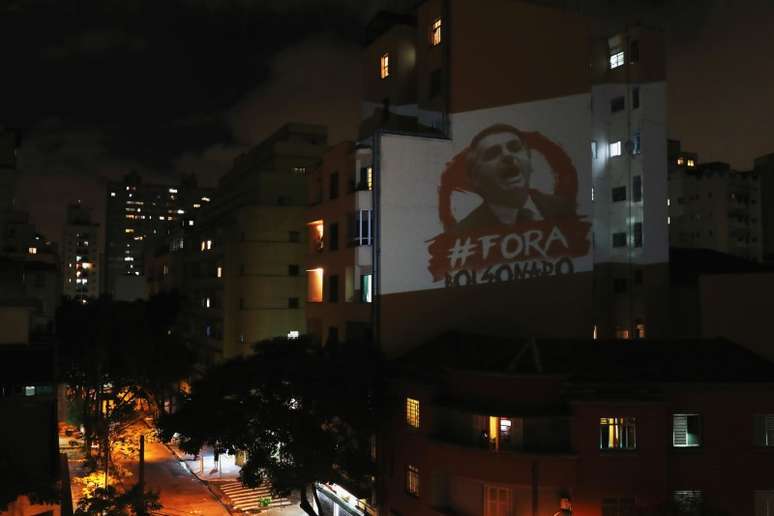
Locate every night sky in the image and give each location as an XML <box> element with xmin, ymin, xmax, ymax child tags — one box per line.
<box><xmin>1</xmin><ymin>0</ymin><xmax>772</xmax><ymax>245</ymax></box>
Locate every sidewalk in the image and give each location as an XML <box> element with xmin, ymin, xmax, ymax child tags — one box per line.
<box><xmin>165</xmin><ymin>441</ymin><xmax>242</xmax><ymax>481</ymax></box>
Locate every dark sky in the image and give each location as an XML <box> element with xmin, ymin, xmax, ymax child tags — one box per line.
<box><xmin>1</xmin><ymin>0</ymin><xmax>773</xmax><ymax>245</ymax></box>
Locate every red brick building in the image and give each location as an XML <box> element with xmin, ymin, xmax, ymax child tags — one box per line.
<box><xmin>380</xmin><ymin>334</ymin><xmax>774</xmax><ymax>516</ymax></box>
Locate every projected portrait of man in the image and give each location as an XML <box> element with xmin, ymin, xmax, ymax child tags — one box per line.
<box><xmin>452</xmin><ymin>124</ymin><xmax>574</xmax><ymax>233</ymax></box>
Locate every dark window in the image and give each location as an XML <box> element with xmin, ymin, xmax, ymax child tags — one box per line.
<box><xmin>329</xmin><ymin>275</ymin><xmax>339</xmax><ymax>303</ymax></box>
<box><xmin>632</xmin><ymin>176</ymin><xmax>642</xmax><ymax>202</ymax></box>
<box><xmin>630</xmin><ymin>40</ymin><xmax>640</xmax><ymax>63</ymax></box>
<box><xmin>602</xmin><ymin>498</ymin><xmax>635</xmax><ymax>516</ymax></box>
<box><xmin>633</xmin><ymin>131</ymin><xmax>641</xmax><ymax>155</ymax></box>
<box><xmin>672</xmin><ymin>491</ymin><xmax>703</xmax><ymax>516</ymax></box>
<box><xmin>612</xmin><ymin>186</ymin><xmax>627</xmax><ymax>202</ymax></box>
<box><xmin>429</xmin><ymin>69</ymin><xmax>442</xmax><ymax>98</ymax></box>
<box><xmin>327</xmin><ymin>326</ymin><xmax>339</xmax><ymax>346</ymax></box>
<box><xmin>754</xmin><ymin>414</ymin><xmax>774</xmax><ymax>446</ymax></box>
<box><xmin>329</xmin><ymin>172</ymin><xmax>339</xmax><ymax>199</ymax></box>
<box><xmin>329</xmin><ymin>222</ymin><xmax>339</xmax><ymax>251</ymax></box>
<box><xmin>632</xmin><ymin>87</ymin><xmax>640</xmax><ymax>109</ymax></box>
<box><xmin>634</xmin><ymin>269</ymin><xmax>644</xmax><ymax>285</ymax></box>
<box><xmin>614</xmin><ymin>278</ymin><xmax>627</xmax><ymax>294</ymax></box>
<box><xmin>288</xmin><ymin>264</ymin><xmax>300</xmax><ymax>276</ymax></box>
<box><xmin>288</xmin><ymin>297</ymin><xmax>299</xmax><ymax>309</ymax></box>
<box><xmin>634</xmin><ymin>222</ymin><xmax>643</xmax><ymax>248</ymax></box>
<box><xmin>611</xmin><ymin>96</ymin><xmax>625</xmax><ymax>113</ymax></box>
<box><xmin>612</xmin><ymin>232</ymin><xmax>627</xmax><ymax>248</ymax></box>
<box><xmin>288</xmin><ymin>231</ymin><xmax>300</xmax><ymax>243</ymax></box>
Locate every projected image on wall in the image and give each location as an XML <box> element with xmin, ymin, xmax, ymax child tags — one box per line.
<box><xmin>427</xmin><ymin>124</ymin><xmax>591</xmax><ymax>287</ymax></box>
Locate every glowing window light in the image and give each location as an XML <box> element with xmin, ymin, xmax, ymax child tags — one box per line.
<box><xmin>287</xmin><ymin>330</ymin><xmax>300</xmax><ymax>339</ymax></box>
<box><xmin>406</xmin><ymin>398</ymin><xmax>420</xmax><ymax>428</ymax></box>
<box><xmin>430</xmin><ymin>18</ymin><xmax>442</xmax><ymax>46</ymax></box>
<box><xmin>610</xmin><ymin>141</ymin><xmax>622</xmax><ymax>157</ymax></box>
<box><xmin>609</xmin><ymin>50</ymin><xmax>625</xmax><ymax>69</ymax></box>
<box><xmin>110</xmin><ymin>192</ymin><xmax>116</xmax><ymax>197</ymax></box>
<box><xmin>217</xmin><ymin>266</ymin><xmax>222</xmax><ymax>278</ymax></box>
<box><xmin>28</xmin><ymin>247</ymin><xmax>37</xmax><ymax>255</ymax></box>
<box><xmin>380</xmin><ymin>53</ymin><xmax>389</xmax><ymax>79</ymax></box>
<box><xmin>169</xmin><ymin>188</ymin><xmax>178</xmax><ymax>193</ymax></box>
<box><xmin>306</xmin><ymin>268</ymin><xmax>324</xmax><ymax>302</ymax></box>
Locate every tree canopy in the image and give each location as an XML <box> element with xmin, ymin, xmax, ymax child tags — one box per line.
<box><xmin>158</xmin><ymin>336</ymin><xmax>379</xmax><ymax>515</ymax></box>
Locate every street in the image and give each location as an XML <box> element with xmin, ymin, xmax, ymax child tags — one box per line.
<box><xmin>124</xmin><ymin>429</ymin><xmax>231</xmax><ymax>516</ymax></box>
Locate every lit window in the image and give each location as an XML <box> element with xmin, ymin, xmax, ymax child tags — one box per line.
<box><xmin>217</xmin><ymin>266</ymin><xmax>222</xmax><ymax>278</ymax></box>
<box><xmin>124</xmin><ymin>257</ymin><xmax>134</xmax><ymax>262</ymax></box>
<box><xmin>177</xmin><ymin>209</ymin><xmax>185</xmax><ymax>214</ymax></box>
<box><xmin>380</xmin><ymin>53</ymin><xmax>389</xmax><ymax>79</ymax></box>
<box><xmin>667</xmin><ymin>198</ymin><xmax>671</xmax><ymax>207</ymax></box>
<box><xmin>609</xmin><ymin>50</ymin><xmax>625</xmax><ymax>69</ymax></box>
<box><xmin>677</xmin><ymin>157</ymin><xmax>685</xmax><ymax>166</ymax></box>
<box><xmin>307</xmin><ymin>268</ymin><xmax>324</xmax><ymax>302</ymax></box>
<box><xmin>204</xmin><ymin>297</ymin><xmax>211</xmax><ymax>308</ymax></box>
<box><xmin>668</xmin><ymin>216</ymin><xmax>671</xmax><ymax>225</ymax></box>
<box><xmin>406</xmin><ymin>465</ymin><xmax>419</xmax><ymax>496</ymax></box>
<box><xmin>169</xmin><ymin>188</ymin><xmax>178</xmax><ymax>193</ymax></box>
<box><xmin>110</xmin><ymin>192</ymin><xmax>116</xmax><ymax>197</ymax></box>
<box><xmin>200</xmin><ymin>241</ymin><xmax>206</xmax><ymax>251</ymax></box>
<box><xmin>193</xmin><ymin>203</ymin><xmax>201</xmax><ymax>208</ymax></box>
<box><xmin>599</xmin><ymin>417</ymin><xmax>637</xmax><ymax>450</ymax></box>
<box><xmin>25</xmin><ymin>386</ymin><xmax>36</xmax><ymax>396</ymax></box>
<box><xmin>754</xmin><ymin>414</ymin><xmax>774</xmax><ymax>447</ymax></box>
<box><xmin>634</xmin><ymin>320</ymin><xmax>645</xmax><ymax>338</ymax></box>
<box><xmin>610</xmin><ymin>141</ymin><xmax>622</xmax><ymax>157</ymax></box>
<box><xmin>361</xmin><ymin>274</ymin><xmax>373</xmax><ymax>303</ymax></box>
<box><xmin>308</xmin><ymin>220</ymin><xmax>324</xmax><ymax>251</ymax></box>
<box><xmin>673</xmin><ymin>414</ymin><xmax>701</xmax><ymax>447</ymax></box>
<box><xmin>367</xmin><ymin>167</ymin><xmax>373</xmax><ymax>190</ymax></box>
<box><xmin>406</xmin><ymin>397</ymin><xmax>420</xmax><ymax>428</ymax></box>
<box><xmin>593</xmin><ymin>325</ymin><xmax>598</xmax><ymax>339</ymax></box>
<box><xmin>206</xmin><ymin>240</ymin><xmax>212</xmax><ymax>250</ymax></box>
<box><xmin>188</xmin><ymin>220</ymin><xmax>194</xmax><ymax>226</ymax></box>
<box><xmin>287</xmin><ymin>330</ymin><xmax>300</xmax><ymax>339</ymax></box>
<box><xmin>615</xmin><ymin>328</ymin><xmax>630</xmax><ymax>339</ymax></box>
<box><xmin>27</xmin><ymin>247</ymin><xmax>37</xmax><ymax>255</ymax></box>
<box><xmin>687</xmin><ymin>159</ymin><xmax>696</xmax><ymax>168</ymax></box>
<box><xmin>202</xmin><ymin>196</ymin><xmax>211</xmax><ymax>202</ymax></box>
<box><xmin>430</xmin><ymin>18</ymin><xmax>442</xmax><ymax>46</ymax></box>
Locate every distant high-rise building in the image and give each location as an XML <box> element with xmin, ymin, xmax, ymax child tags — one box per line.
<box><xmin>62</xmin><ymin>202</ymin><xmax>100</xmax><ymax>302</ymax></box>
<box><xmin>104</xmin><ymin>171</ymin><xmax>213</xmax><ymax>300</ymax></box>
<box><xmin>667</xmin><ymin>144</ymin><xmax>762</xmax><ymax>262</ymax></box>
<box><xmin>754</xmin><ymin>153</ymin><xmax>774</xmax><ymax>263</ymax></box>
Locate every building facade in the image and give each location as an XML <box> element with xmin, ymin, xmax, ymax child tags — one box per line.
<box><xmin>380</xmin><ymin>334</ymin><xmax>774</xmax><ymax>516</ymax></box>
<box><xmin>104</xmin><ymin>171</ymin><xmax>213</xmax><ymax>300</ymax></box>
<box><xmin>61</xmin><ymin>202</ymin><xmax>100</xmax><ymax>302</ymax></box>
<box><xmin>148</xmin><ymin>124</ymin><xmax>328</xmax><ymax>363</ymax></box>
<box><xmin>667</xmin><ymin>142</ymin><xmax>763</xmax><ymax>262</ymax></box>
<box><xmin>306</xmin><ymin>0</ymin><xmax>670</xmax><ymax>356</ymax></box>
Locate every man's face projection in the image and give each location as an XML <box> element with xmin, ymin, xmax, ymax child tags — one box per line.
<box><xmin>471</xmin><ymin>131</ymin><xmax>532</xmax><ymax>207</ymax></box>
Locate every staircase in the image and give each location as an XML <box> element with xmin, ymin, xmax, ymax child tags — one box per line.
<box><xmin>216</xmin><ymin>480</ymin><xmax>292</xmax><ymax>512</ymax></box>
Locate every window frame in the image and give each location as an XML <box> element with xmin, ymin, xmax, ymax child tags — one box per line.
<box><xmin>599</xmin><ymin>416</ymin><xmax>637</xmax><ymax>450</ymax></box>
<box><xmin>754</xmin><ymin>414</ymin><xmax>774</xmax><ymax>447</ymax></box>
<box><xmin>380</xmin><ymin>53</ymin><xmax>390</xmax><ymax>79</ymax></box>
<box><xmin>406</xmin><ymin>397</ymin><xmax>420</xmax><ymax>428</ymax></box>
<box><xmin>430</xmin><ymin>18</ymin><xmax>442</xmax><ymax>46</ymax></box>
<box><xmin>406</xmin><ymin>464</ymin><xmax>420</xmax><ymax>497</ymax></box>
<box><xmin>672</xmin><ymin>413</ymin><xmax>702</xmax><ymax>448</ymax></box>
<box><xmin>609</xmin><ymin>50</ymin><xmax>625</xmax><ymax>69</ymax></box>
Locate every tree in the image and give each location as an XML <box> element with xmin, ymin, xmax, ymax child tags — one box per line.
<box><xmin>56</xmin><ymin>291</ymin><xmax>196</xmax><ymax>470</ymax></box>
<box><xmin>158</xmin><ymin>336</ymin><xmax>379</xmax><ymax>516</ymax></box>
<box><xmin>74</xmin><ymin>485</ymin><xmax>161</xmax><ymax>516</ymax></box>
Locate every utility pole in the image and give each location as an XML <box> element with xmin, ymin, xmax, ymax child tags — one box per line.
<box><xmin>139</xmin><ymin>434</ymin><xmax>145</xmax><ymax>489</ymax></box>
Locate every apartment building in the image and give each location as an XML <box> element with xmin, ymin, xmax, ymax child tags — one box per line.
<box><xmin>381</xmin><ymin>333</ymin><xmax>774</xmax><ymax>516</ymax></box>
<box><xmin>754</xmin><ymin>153</ymin><xmax>774</xmax><ymax>263</ymax></box>
<box><xmin>104</xmin><ymin>171</ymin><xmax>213</xmax><ymax>300</ymax></box>
<box><xmin>667</xmin><ymin>142</ymin><xmax>763</xmax><ymax>262</ymax></box>
<box><xmin>306</xmin><ymin>0</ymin><xmax>670</xmax><ymax>356</ymax></box>
<box><xmin>61</xmin><ymin>202</ymin><xmax>100</xmax><ymax>302</ymax></box>
<box><xmin>148</xmin><ymin>124</ymin><xmax>328</xmax><ymax>363</ymax></box>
